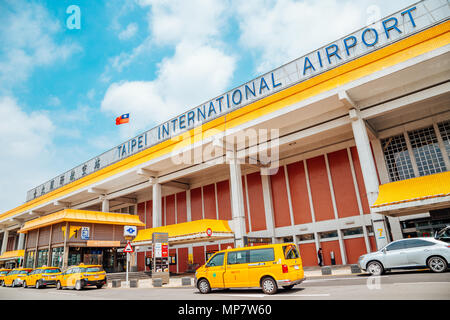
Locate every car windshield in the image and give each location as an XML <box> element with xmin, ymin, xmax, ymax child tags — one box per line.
<box><xmin>8</xmin><ymin>270</ymin><xmax>20</xmax><ymax>275</ymax></box>
<box><xmin>43</xmin><ymin>269</ymin><xmax>61</xmax><ymax>274</ymax></box>
<box><xmin>17</xmin><ymin>271</ymin><xmax>29</xmax><ymax>275</ymax></box>
<box><xmin>0</xmin><ymin>271</ymin><xmax>9</xmax><ymax>275</ymax></box>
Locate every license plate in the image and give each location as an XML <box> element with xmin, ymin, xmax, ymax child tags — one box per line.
<box><xmin>294</xmin><ymin>265</ymin><xmax>300</xmax><ymax>270</ymax></box>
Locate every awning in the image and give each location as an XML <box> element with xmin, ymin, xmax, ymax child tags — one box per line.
<box><xmin>132</xmin><ymin>219</ymin><xmax>234</xmax><ymax>245</ymax></box>
<box><xmin>19</xmin><ymin>209</ymin><xmax>145</xmax><ymax>233</ymax></box>
<box><xmin>0</xmin><ymin>250</ymin><xmax>24</xmax><ymax>261</ymax></box>
<box><xmin>371</xmin><ymin>171</ymin><xmax>450</xmax><ymax>214</ymax></box>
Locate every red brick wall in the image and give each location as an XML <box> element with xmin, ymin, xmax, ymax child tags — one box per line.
<box><xmin>344</xmin><ymin>237</ymin><xmax>367</xmax><ymax>264</ymax></box>
<box><xmin>298</xmin><ymin>242</ymin><xmax>318</xmax><ymax>267</ymax></box>
<box><xmin>287</xmin><ymin>161</ymin><xmax>312</xmax><ymax>225</ymax></box>
<box><xmin>270</xmin><ymin>168</ymin><xmax>291</xmax><ymax>228</ymax></box>
<box><xmin>327</xmin><ymin>150</ymin><xmax>360</xmax><ymax>218</ymax></box>
<box><xmin>320</xmin><ymin>240</ymin><xmax>342</xmax><ymax>265</ymax></box>
<box><xmin>307</xmin><ymin>155</ymin><xmax>334</xmax><ymax>221</ymax></box>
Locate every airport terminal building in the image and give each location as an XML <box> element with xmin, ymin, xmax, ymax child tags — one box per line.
<box><xmin>0</xmin><ymin>0</ymin><xmax>449</xmax><ymax>273</ymax></box>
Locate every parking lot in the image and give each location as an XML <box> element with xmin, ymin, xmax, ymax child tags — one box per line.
<box><xmin>0</xmin><ymin>270</ymin><xmax>448</xmax><ymax>300</ymax></box>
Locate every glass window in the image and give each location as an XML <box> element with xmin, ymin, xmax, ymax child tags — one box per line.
<box><xmin>298</xmin><ymin>234</ymin><xmax>314</xmax><ymax>241</ymax></box>
<box><xmin>24</xmin><ymin>251</ymin><xmax>35</xmax><ymax>268</ymax></box>
<box><xmin>227</xmin><ymin>250</ymin><xmax>249</xmax><ymax>265</ymax></box>
<box><xmin>43</xmin><ymin>268</ymin><xmax>61</xmax><ymax>274</ymax></box>
<box><xmin>403</xmin><ymin>239</ymin><xmax>435</xmax><ymax>249</ymax></box>
<box><xmin>342</xmin><ymin>227</ymin><xmax>363</xmax><ymax>236</ymax></box>
<box><xmin>319</xmin><ymin>231</ymin><xmax>338</xmax><ymax>239</ymax></box>
<box><xmin>85</xmin><ymin>267</ymin><xmax>104</xmax><ymax>273</ymax></box>
<box><xmin>437</xmin><ymin>120</ymin><xmax>450</xmax><ymax>160</ymax></box>
<box><xmin>36</xmin><ymin>249</ymin><xmax>48</xmax><ymax>268</ymax></box>
<box><xmin>382</xmin><ymin>134</ymin><xmax>415</xmax><ymax>181</ymax></box>
<box><xmin>249</xmin><ymin>248</ymin><xmax>275</xmax><ymax>263</ymax></box>
<box><xmin>51</xmin><ymin>247</ymin><xmax>64</xmax><ymax>268</ymax></box>
<box><xmin>385</xmin><ymin>240</ymin><xmax>406</xmax><ymax>251</ymax></box>
<box><xmin>408</xmin><ymin>126</ymin><xmax>446</xmax><ymax>176</ymax></box>
<box><xmin>206</xmin><ymin>253</ymin><xmax>225</xmax><ymax>267</ymax></box>
<box><xmin>283</xmin><ymin>245</ymin><xmax>300</xmax><ymax>259</ymax></box>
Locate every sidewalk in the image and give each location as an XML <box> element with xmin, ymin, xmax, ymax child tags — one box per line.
<box><xmin>110</xmin><ymin>265</ymin><xmax>364</xmax><ymax>289</ymax></box>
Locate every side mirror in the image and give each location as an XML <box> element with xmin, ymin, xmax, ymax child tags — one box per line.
<box><xmin>381</xmin><ymin>249</ymin><xmax>386</xmax><ymax>254</ymax></box>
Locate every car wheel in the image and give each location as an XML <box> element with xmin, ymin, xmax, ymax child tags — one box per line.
<box><xmin>23</xmin><ymin>281</ymin><xmax>27</xmax><ymax>288</ymax></box>
<box><xmin>197</xmin><ymin>279</ymin><xmax>211</xmax><ymax>294</ymax></box>
<box><xmin>282</xmin><ymin>285</ymin><xmax>294</xmax><ymax>290</ymax></box>
<box><xmin>11</xmin><ymin>280</ymin><xmax>16</xmax><ymax>288</ymax></box>
<box><xmin>56</xmin><ymin>281</ymin><xmax>62</xmax><ymax>290</ymax></box>
<box><xmin>35</xmin><ymin>280</ymin><xmax>41</xmax><ymax>289</ymax></box>
<box><xmin>261</xmin><ymin>277</ymin><xmax>277</xmax><ymax>295</ymax></box>
<box><xmin>75</xmin><ymin>280</ymin><xmax>83</xmax><ymax>291</ymax></box>
<box><xmin>96</xmin><ymin>284</ymin><xmax>103</xmax><ymax>289</ymax></box>
<box><xmin>367</xmin><ymin>261</ymin><xmax>384</xmax><ymax>276</ymax></box>
<box><xmin>428</xmin><ymin>256</ymin><xmax>448</xmax><ymax>273</ymax></box>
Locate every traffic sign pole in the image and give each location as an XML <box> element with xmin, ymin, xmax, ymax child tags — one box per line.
<box><xmin>123</xmin><ymin>226</ymin><xmax>137</xmax><ymax>286</ymax></box>
<box><xmin>123</xmin><ymin>240</ymin><xmax>134</xmax><ymax>285</ymax></box>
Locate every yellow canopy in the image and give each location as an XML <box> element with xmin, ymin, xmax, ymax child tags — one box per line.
<box><xmin>372</xmin><ymin>171</ymin><xmax>450</xmax><ymax>208</ymax></box>
<box><xmin>19</xmin><ymin>209</ymin><xmax>145</xmax><ymax>233</ymax></box>
<box><xmin>133</xmin><ymin>219</ymin><xmax>234</xmax><ymax>245</ymax></box>
<box><xmin>0</xmin><ymin>250</ymin><xmax>24</xmax><ymax>260</ymax></box>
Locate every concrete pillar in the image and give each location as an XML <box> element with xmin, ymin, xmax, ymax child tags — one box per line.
<box><xmin>17</xmin><ymin>232</ymin><xmax>25</xmax><ymax>250</ymax></box>
<box><xmin>1</xmin><ymin>229</ymin><xmax>9</xmax><ymax>255</ymax></box>
<box><xmin>260</xmin><ymin>174</ymin><xmax>276</xmax><ymax>244</ymax></box>
<box><xmin>152</xmin><ymin>180</ymin><xmax>162</xmax><ymax>228</ymax></box>
<box><xmin>350</xmin><ymin>109</ymin><xmax>389</xmax><ymax>249</ymax></box>
<box><xmin>101</xmin><ymin>198</ymin><xmax>110</xmax><ymax>212</ymax></box>
<box><xmin>228</xmin><ymin>152</ymin><xmax>247</xmax><ymax>248</ymax></box>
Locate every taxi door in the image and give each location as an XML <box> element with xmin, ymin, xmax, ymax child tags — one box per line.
<box><xmin>27</xmin><ymin>270</ymin><xmax>36</xmax><ymax>286</ymax></box>
<box><xmin>4</xmin><ymin>272</ymin><xmax>13</xmax><ymax>286</ymax></box>
<box><xmin>204</xmin><ymin>252</ymin><xmax>226</xmax><ymax>288</ymax></box>
<box><xmin>62</xmin><ymin>268</ymin><xmax>73</xmax><ymax>287</ymax></box>
<box><xmin>247</xmin><ymin>247</ymin><xmax>276</xmax><ymax>287</ymax></box>
<box><xmin>223</xmin><ymin>250</ymin><xmax>249</xmax><ymax>287</ymax></box>
<box><xmin>32</xmin><ymin>270</ymin><xmax>41</xmax><ymax>286</ymax></box>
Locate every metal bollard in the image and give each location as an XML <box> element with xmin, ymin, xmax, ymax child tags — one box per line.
<box><xmin>321</xmin><ymin>266</ymin><xmax>332</xmax><ymax>275</ymax></box>
<box><xmin>112</xmin><ymin>279</ymin><xmax>121</xmax><ymax>288</ymax></box>
<box><xmin>153</xmin><ymin>278</ymin><xmax>163</xmax><ymax>287</ymax></box>
<box><xmin>181</xmin><ymin>277</ymin><xmax>192</xmax><ymax>286</ymax></box>
<box><xmin>350</xmin><ymin>264</ymin><xmax>361</xmax><ymax>274</ymax></box>
<box><xmin>130</xmin><ymin>279</ymin><xmax>138</xmax><ymax>288</ymax></box>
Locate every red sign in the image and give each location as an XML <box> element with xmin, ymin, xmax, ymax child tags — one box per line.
<box><xmin>124</xmin><ymin>241</ymin><xmax>134</xmax><ymax>253</ymax></box>
<box><xmin>161</xmin><ymin>244</ymin><xmax>169</xmax><ymax>258</ymax></box>
<box><xmin>206</xmin><ymin>228</ymin><xmax>213</xmax><ymax>237</ymax></box>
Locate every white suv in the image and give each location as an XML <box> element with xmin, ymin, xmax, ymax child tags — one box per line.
<box><xmin>358</xmin><ymin>237</ymin><xmax>450</xmax><ymax>275</ymax></box>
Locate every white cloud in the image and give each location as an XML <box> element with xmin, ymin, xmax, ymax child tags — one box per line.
<box><xmin>101</xmin><ymin>41</ymin><xmax>236</xmax><ymax>139</ymax></box>
<box><xmin>0</xmin><ymin>96</ymin><xmax>56</xmax><ymax>212</ymax></box>
<box><xmin>101</xmin><ymin>0</ymin><xmax>236</xmax><ymax>139</ymax></box>
<box><xmin>234</xmin><ymin>0</ymin><xmax>364</xmax><ymax>73</ymax></box>
<box><xmin>0</xmin><ymin>1</ymin><xmax>81</xmax><ymax>90</ymax></box>
<box><xmin>118</xmin><ymin>22</ymin><xmax>139</xmax><ymax>40</ymax></box>
<box><xmin>141</xmin><ymin>0</ymin><xmax>229</xmax><ymax>46</ymax></box>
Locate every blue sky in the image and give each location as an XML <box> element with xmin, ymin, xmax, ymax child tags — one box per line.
<box><xmin>0</xmin><ymin>0</ymin><xmax>416</xmax><ymax>213</ymax></box>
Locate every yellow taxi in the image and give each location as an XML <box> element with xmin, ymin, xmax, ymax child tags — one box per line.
<box><xmin>0</xmin><ymin>268</ymin><xmax>12</xmax><ymax>286</ymax></box>
<box><xmin>195</xmin><ymin>243</ymin><xmax>304</xmax><ymax>295</ymax></box>
<box><xmin>1</xmin><ymin>268</ymin><xmax>33</xmax><ymax>287</ymax></box>
<box><xmin>23</xmin><ymin>266</ymin><xmax>62</xmax><ymax>289</ymax></box>
<box><xmin>56</xmin><ymin>264</ymin><xmax>107</xmax><ymax>290</ymax></box>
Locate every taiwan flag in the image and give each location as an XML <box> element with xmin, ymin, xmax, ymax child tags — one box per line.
<box><xmin>116</xmin><ymin>113</ymin><xmax>130</xmax><ymax>125</ymax></box>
